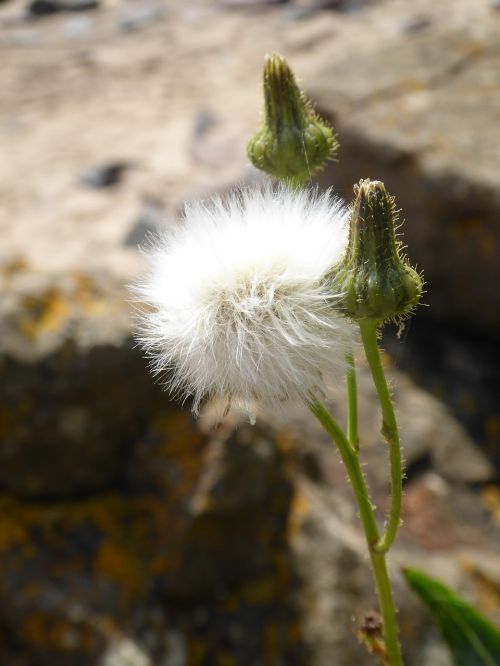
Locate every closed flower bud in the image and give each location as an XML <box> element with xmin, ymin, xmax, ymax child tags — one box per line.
<box><xmin>333</xmin><ymin>179</ymin><xmax>423</xmax><ymax>323</ymax></box>
<box><xmin>247</xmin><ymin>54</ymin><xmax>338</xmax><ymax>184</ymax></box>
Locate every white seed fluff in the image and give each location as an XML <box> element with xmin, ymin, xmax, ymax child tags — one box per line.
<box><xmin>134</xmin><ymin>184</ymin><xmax>356</xmax><ymax>413</ymax></box>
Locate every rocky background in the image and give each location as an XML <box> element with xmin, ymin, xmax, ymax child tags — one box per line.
<box><xmin>1</xmin><ymin>0</ymin><xmax>500</xmax><ymax>664</ymax></box>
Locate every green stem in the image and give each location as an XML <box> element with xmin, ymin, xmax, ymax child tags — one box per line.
<box><xmin>346</xmin><ymin>352</ymin><xmax>359</xmax><ymax>451</ymax></box>
<box><xmin>309</xmin><ymin>398</ymin><xmax>403</xmax><ymax>666</ymax></box>
<box><xmin>359</xmin><ymin>319</ymin><xmax>403</xmax><ymax>555</ymax></box>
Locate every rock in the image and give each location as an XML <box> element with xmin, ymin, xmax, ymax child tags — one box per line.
<box><xmin>291</xmin><ymin>0</ymin><xmax>372</xmax><ymax>11</ymax></box>
<box><xmin>26</xmin><ymin>0</ymin><xmax>98</xmax><ymax>18</ymax></box>
<box><xmin>0</xmin><ymin>266</ymin><xmax>167</xmax><ymax>499</ymax></box>
<box><xmin>26</xmin><ymin>0</ymin><xmax>61</xmax><ymax>16</ymax></box>
<box><xmin>192</xmin><ymin>109</ymin><xmax>218</xmax><ymax>140</ymax></box>
<box><xmin>0</xmin><ymin>413</ymin><xmax>301</xmax><ymax>665</ymax></box>
<box><xmin>220</xmin><ymin>0</ymin><xmax>289</xmax><ymax>8</ymax></box>
<box><xmin>383</xmin><ymin>319</ymin><xmax>500</xmax><ymax>472</ymax></box>
<box><xmin>400</xmin><ymin>14</ymin><xmax>432</xmax><ymax>34</ymax></box>
<box><xmin>123</xmin><ymin>196</ymin><xmax>165</xmax><ymax>248</ymax></box>
<box><xmin>118</xmin><ymin>5</ymin><xmax>164</xmax><ymax>33</ymax></box>
<box><xmin>166</xmin><ymin>421</ymin><xmax>295</xmax><ymax>600</ymax></box>
<box><xmin>310</xmin><ymin>20</ymin><xmax>500</xmax><ymax>337</ymax></box>
<box><xmin>80</xmin><ymin>161</ymin><xmax>130</xmax><ymax>189</ymax></box>
<box><xmin>396</xmin><ymin>379</ymin><xmax>495</xmax><ymax>484</ymax></box>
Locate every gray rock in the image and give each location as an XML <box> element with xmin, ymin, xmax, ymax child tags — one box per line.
<box><xmin>400</xmin><ymin>14</ymin><xmax>432</xmax><ymax>34</ymax></box>
<box><xmin>220</xmin><ymin>0</ymin><xmax>289</xmax><ymax>8</ymax></box>
<box><xmin>123</xmin><ymin>197</ymin><xmax>165</xmax><ymax>248</ymax></box>
<box><xmin>293</xmin><ymin>0</ymin><xmax>371</xmax><ymax>11</ymax></box>
<box><xmin>26</xmin><ymin>0</ymin><xmax>99</xmax><ymax>18</ymax></box>
<box><xmin>118</xmin><ymin>5</ymin><xmax>164</xmax><ymax>33</ymax></box>
<box><xmin>80</xmin><ymin>161</ymin><xmax>130</xmax><ymax>189</ymax></box>
<box><xmin>396</xmin><ymin>378</ymin><xmax>495</xmax><ymax>483</ymax></box>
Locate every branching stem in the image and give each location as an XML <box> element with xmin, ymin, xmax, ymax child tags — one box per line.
<box><xmin>309</xmin><ymin>398</ymin><xmax>404</xmax><ymax>665</ymax></box>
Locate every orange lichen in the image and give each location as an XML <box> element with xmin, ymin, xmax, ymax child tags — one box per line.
<box><xmin>72</xmin><ymin>272</ymin><xmax>110</xmax><ymax>316</ymax></box>
<box><xmin>482</xmin><ymin>485</ymin><xmax>500</xmax><ymax>525</ymax></box>
<box><xmin>1</xmin><ymin>255</ymin><xmax>29</xmax><ymax>277</ymax></box>
<box><xmin>94</xmin><ymin>540</ymin><xmax>145</xmax><ymax>607</ymax></box>
<box><xmin>0</xmin><ymin>411</ymin><xmax>303</xmax><ymax>662</ymax></box>
<box><xmin>288</xmin><ymin>491</ymin><xmax>309</xmax><ymax>537</ymax></box>
<box><xmin>20</xmin><ymin>289</ymin><xmax>71</xmax><ymax>339</ymax></box>
<box><xmin>0</xmin><ymin>513</ymin><xmax>30</xmax><ymax>552</ymax></box>
<box><xmin>0</xmin><ymin>496</ymin><xmax>43</xmax><ymax>554</ymax></box>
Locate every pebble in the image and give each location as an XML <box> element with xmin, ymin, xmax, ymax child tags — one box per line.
<box><xmin>291</xmin><ymin>0</ymin><xmax>371</xmax><ymax>11</ymax></box>
<box><xmin>401</xmin><ymin>15</ymin><xmax>432</xmax><ymax>34</ymax></box>
<box><xmin>26</xmin><ymin>0</ymin><xmax>99</xmax><ymax>18</ymax></box>
<box><xmin>79</xmin><ymin>161</ymin><xmax>130</xmax><ymax>189</ymax></box>
<box><xmin>220</xmin><ymin>0</ymin><xmax>289</xmax><ymax>8</ymax></box>
<box><xmin>118</xmin><ymin>5</ymin><xmax>164</xmax><ymax>33</ymax></box>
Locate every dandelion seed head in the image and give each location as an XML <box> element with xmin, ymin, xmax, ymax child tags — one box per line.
<box><xmin>134</xmin><ymin>183</ymin><xmax>357</xmax><ymax>414</ymax></box>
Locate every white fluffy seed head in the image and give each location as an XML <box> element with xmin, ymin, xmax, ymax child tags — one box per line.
<box><xmin>133</xmin><ymin>183</ymin><xmax>357</xmax><ymax>414</ymax></box>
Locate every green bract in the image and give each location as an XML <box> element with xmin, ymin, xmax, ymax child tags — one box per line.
<box><xmin>247</xmin><ymin>54</ymin><xmax>338</xmax><ymax>183</ymax></box>
<box><xmin>333</xmin><ymin>179</ymin><xmax>423</xmax><ymax>323</ymax></box>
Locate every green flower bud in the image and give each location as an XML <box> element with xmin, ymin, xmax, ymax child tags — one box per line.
<box><xmin>334</xmin><ymin>179</ymin><xmax>423</xmax><ymax>323</ymax></box>
<box><xmin>247</xmin><ymin>54</ymin><xmax>338</xmax><ymax>184</ymax></box>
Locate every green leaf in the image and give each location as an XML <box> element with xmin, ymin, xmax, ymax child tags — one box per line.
<box><xmin>403</xmin><ymin>568</ymin><xmax>500</xmax><ymax>666</ymax></box>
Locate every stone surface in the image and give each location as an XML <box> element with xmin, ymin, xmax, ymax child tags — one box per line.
<box><xmin>0</xmin><ymin>264</ymin><xmax>164</xmax><ymax>499</ymax></box>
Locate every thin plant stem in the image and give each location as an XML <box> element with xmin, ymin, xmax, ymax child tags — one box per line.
<box><xmin>359</xmin><ymin>319</ymin><xmax>403</xmax><ymax>555</ymax></box>
<box><xmin>309</xmin><ymin>397</ymin><xmax>403</xmax><ymax>666</ymax></box>
<box><xmin>346</xmin><ymin>351</ymin><xmax>359</xmax><ymax>451</ymax></box>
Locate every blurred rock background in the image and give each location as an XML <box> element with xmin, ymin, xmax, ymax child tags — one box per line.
<box><xmin>1</xmin><ymin>0</ymin><xmax>499</xmax><ymax>664</ymax></box>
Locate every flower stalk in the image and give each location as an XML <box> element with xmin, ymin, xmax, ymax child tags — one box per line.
<box><xmin>346</xmin><ymin>351</ymin><xmax>359</xmax><ymax>451</ymax></box>
<box><xmin>309</xmin><ymin>398</ymin><xmax>404</xmax><ymax>666</ymax></box>
<box><xmin>359</xmin><ymin>319</ymin><xmax>403</xmax><ymax>555</ymax></box>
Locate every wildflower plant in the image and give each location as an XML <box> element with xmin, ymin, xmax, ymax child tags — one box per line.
<box><xmin>135</xmin><ymin>54</ymin><xmax>425</xmax><ymax>665</ymax></box>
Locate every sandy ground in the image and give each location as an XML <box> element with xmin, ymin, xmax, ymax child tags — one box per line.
<box><xmin>0</xmin><ymin>0</ymin><xmax>495</xmax><ymax>278</ymax></box>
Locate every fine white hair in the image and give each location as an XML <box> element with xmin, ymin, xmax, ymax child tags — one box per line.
<box><xmin>134</xmin><ymin>183</ymin><xmax>356</xmax><ymax>414</ymax></box>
